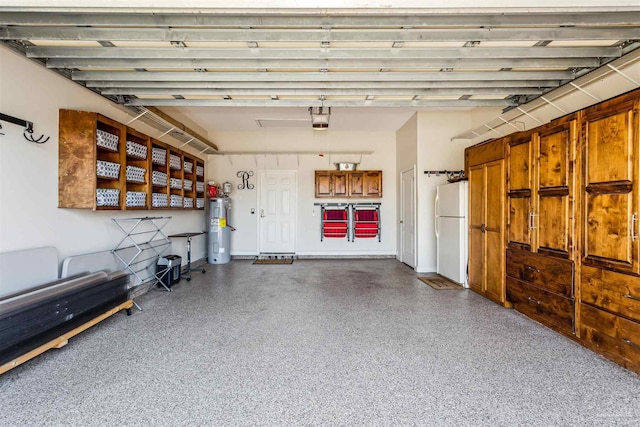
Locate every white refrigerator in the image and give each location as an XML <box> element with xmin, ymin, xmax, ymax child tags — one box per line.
<box><xmin>435</xmin><ymin>181</ymin><xmax>468</xmax><ymax>287</ymax></box>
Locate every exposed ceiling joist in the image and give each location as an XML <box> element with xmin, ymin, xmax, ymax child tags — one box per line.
<box><xmin>27</xmin><ymin>46</ymin><xmax>621</xmax><ymax>60</ymax></box>
<box><xmin>125</xmin><ymin>98</ymin><xmax>516</xmax><ymax>107</ymax></box>
<box><xmin>1</xmin><ymin>11</ymin><xmax>638</xmax><ymax>27</ymax></box>
<box><xmin>2</xmin><ymin>26</ymin><xmax>637</xmax><ymax>43</ymax></box>
<box><xmin>85</xmin><ymin>80</ymin><xmax>561</xmax><ymax>89</ymax></box>
<box><xmin>71</xmin><ymin>70</ymin><xmax>575</xmax><ymax>82</ymax></box>
<box><xmin>100</xmin><ymin>87</ymin><xmax>544</xmax><ymax>96</ymax></box>
<box><xmin>46</xmin><ymin>57</ymin><xmax>601</xmax><ymax>70</ymax></box>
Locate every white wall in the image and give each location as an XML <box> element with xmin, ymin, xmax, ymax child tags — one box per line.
<box><xmin>414</xmin><ymin>108</ymin><xmax>502</xmax><ymax>272</ymax></box>
<box><xmin>207</xmin><ymin>129</ymin><xmax>396</xmax><ymax>256</ymax></box>
<box><xmin>0</xmin><ymin>46</ymin><xmax>208</xmax><ymax>273</ymax></box>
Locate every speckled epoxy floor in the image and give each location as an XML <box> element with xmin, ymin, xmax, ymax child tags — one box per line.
<box><xmin>1</xmin><ymin>259</ymin><xmax>639</xmax><ymax>426</ymax></box>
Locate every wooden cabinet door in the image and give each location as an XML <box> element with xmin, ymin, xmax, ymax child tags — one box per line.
<box><xmin>582</xmin><ymin>99</ymin><xmax>639</xmax><ymax>273</ymax></box>
<box><xmin>508</xmin><ymin>137</ymin><xmax>534</xmax><ymax>250</ymax></box>
<box><xmin>537</xmin><ymin>121</ymin><xmax>576</xmax><ymax>258</ymax></box>
<box><xmin>348</xmin><ymin>171</ymin><xmax>382</xmax><ymax>197</ymax></box>
<box><xmin>349</xmin><ymin>172</ymin><xmax>364</xmax><ymax>197</ymax></box>
<box><xmin>333</xmin><ymin>172</ymin><xmax>348</xmax><ymax>197</ymax></box>
<box><xmin>485</xmin><ymin>159</ymin><xmax>506</xmax><ymax>302</ymax></box>
<box><xmin>468</xmin><ymin>160</ymin><xmax>505</xmax><ymax>300</ymax></box>
<box><xmin>363</xmin><ymin>171</ymin><xmax>382</xmax><ymax>197</ymax></box>
<box><xmin>315</xmin><ymin>171</ymin><xmax>332</xmax><ymax>197</ymax></box>
<box><xmin>468</xmin><ymin>164</ymin><xmax>486</xmax><ymax>293</ymax></box>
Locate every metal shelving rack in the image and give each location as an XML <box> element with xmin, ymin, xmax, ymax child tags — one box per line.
<box><xmin>111</xmin><ymin>216</ymin><xmax>172</xmax><ymax>310</ymax></box>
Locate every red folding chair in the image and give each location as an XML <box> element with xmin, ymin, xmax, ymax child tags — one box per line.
<box><xmin>321</xmin><ymin>207</ymin><xmax>349</xmax><ymax>241</ymax></box>
<box><xmin>353</xmin><ymin>207</ymin><xmax>380</xmax><ymax>241</ymax></box>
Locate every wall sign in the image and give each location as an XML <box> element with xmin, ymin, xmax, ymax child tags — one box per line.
<box><xmin>237</xmin><ymin>170</ymin><xmax>254</xmax><ymax>190</ymax></box>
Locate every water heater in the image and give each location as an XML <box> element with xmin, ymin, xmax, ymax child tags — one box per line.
<box><xmin>208</xmin><ymin>197</ymin><xmax>231</xmax><ymax>264</ymax></box>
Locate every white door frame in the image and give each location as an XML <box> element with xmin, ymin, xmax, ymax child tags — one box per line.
<box><xmin>257</xmin><ymin>170</ymin><xmax>298</xmax><ymax>254</ymax></box>
<box><xmin>400</xmin><ymin>166</ymin><xmax>417</xmax><ymax>268</ymax></box>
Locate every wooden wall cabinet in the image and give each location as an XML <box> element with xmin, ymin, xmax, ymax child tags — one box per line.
<box><xmin>59</xmin><ymin>109</ymin><xmax>204</xmax><ymax>211</ymax></box>
<box><xmin>466</xmin><ymin>138</ymin><xmax>508</xmax><ymax>306</ymax></box>
<box><xmin>314</xmin><ymin>170</ymin><xmax>382</xmax><ymax>198</ymax></box>
<box><xmin>506</xmin><ymin>116</ymin><xmax>577</xmax><ymax>337</ymax></box>
<box><xmin>350</xmin><ymin>171</ymin><xmax>383</xmax><ymax>198</ymax></box>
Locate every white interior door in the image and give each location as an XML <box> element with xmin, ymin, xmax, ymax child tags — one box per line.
<box><xmin>401</xmin><ymin>168</ymin><xmax>416</xmax><ymax>268</ymax></box>
<box><xmin>259</xmin><ymin>170</ymin><xmax>297</xmax><ymax>254</ymax></box>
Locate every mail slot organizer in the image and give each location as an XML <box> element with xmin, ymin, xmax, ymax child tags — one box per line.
<box><xmin>315</xmin><ymin>202</ymin><xmax>381</xmax><ymax>242</ymax></box>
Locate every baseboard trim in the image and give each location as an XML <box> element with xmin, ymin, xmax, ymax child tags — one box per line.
<box><xmin>230</xmin><ymin>254</ymin><xmax>398</xmax><ymax>260</ymax></box>
<box><xmin>296</xmin><ymin>254</ymin><xmax>396</xmax><ymax>260</ymax></box>
<box><xmin>416</xmin><ymin>265</ymin><xmax>436</xmax><ymax>274</ymax></box>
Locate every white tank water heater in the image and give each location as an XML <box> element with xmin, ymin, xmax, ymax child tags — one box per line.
<box><xmin>208</xmin><ymin>197</ymin><xmax>231</xmax><ymax>264</ymax></box>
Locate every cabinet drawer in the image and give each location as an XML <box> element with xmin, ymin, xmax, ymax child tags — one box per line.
<box><xmin>506</xmin><ymin>277</ymin><xmax>574</xmax><ymax>336</ymax></box>
<box><xmin>581</xmin><ymin>265</ymin><xmax>640</xmax><ymax>323</ymax></box>
<box><xmin>506</xmin><ymin>249</ymin><xmax>573</xmax><ymax>297</ymax></box>
<box><xmin>579</xmin><ymin>303</ymin><xmax>640</xmax><ymax>375</ymax></box>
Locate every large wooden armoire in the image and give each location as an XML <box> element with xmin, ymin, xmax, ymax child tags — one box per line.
<box><xmin>466</xmin><ymin>87</ymin><xmax>640</xmax><ymax>375</ymax></box>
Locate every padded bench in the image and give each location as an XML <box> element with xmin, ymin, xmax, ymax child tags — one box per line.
<box><xmin>0</xmin><ymin>247</ymin><xmax>133</xmax><ymax>374</ymax></box>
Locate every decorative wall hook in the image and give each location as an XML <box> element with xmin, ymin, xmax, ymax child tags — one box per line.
<box><xmin>0</xmin><ymin>112</ymin><xmax>50</xmax><ymax>144</ymax></box>
<box><xmin>237</xmin><ymin>170</ymin><xmax>254</xmax><ymax>190</ymax></box>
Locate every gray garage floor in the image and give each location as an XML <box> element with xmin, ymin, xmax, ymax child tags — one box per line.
<box><xmin>1</xmin><ymin>259</ymin><xmax>639</xmax><ymax>426</ymax></box>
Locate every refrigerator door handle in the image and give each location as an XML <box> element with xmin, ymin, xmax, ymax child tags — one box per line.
<box><xmin>434</xmin><ymin>193</ymin><xmax>439</xmax><ymax>238</ymax></box>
